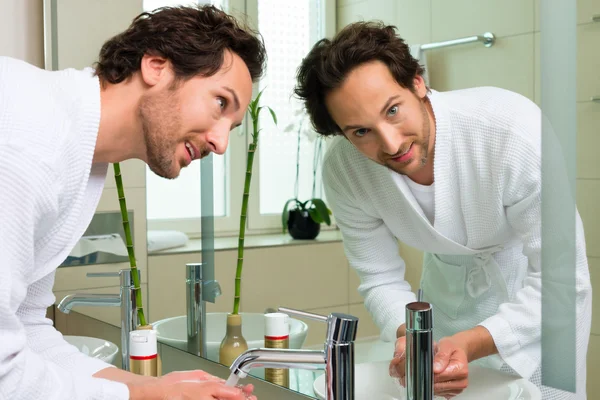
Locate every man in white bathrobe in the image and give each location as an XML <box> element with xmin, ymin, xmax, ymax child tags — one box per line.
<box><xmin>293</xmin><ymin>21</ymin><xmax>592</xmax><ymax>399</ymax></box>
<box><xmin>0</xmin><ymin>5</ymin><xmax>263</xmax><ymax>400</ymax></box>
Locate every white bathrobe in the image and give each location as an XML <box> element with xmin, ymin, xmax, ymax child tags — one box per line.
<box><xmin>0</xmin><ymin>57</ymin><xmax>128</xmax><ymax>399</ymax></box>
<box><xmin>322</xmin><ymin>87</ymin><xmax>592</xmax><ymax>399</ymax></box>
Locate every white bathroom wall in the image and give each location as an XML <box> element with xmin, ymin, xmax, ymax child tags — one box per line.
<box><xmin>0</xmin><ymin>0</ymin><xmax>45</xmax><ymax>66</ymax></box>
<box><xmin>50</xmin><ymin>0</ymin><xmax>142</xmax><ymax>70</ymax></box>
<box><xmin>337</xmin><ymin>0</ymin><xmax>600</xmax><ymax>395</ymax></box>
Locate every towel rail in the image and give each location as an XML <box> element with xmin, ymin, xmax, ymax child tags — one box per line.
<box><xmin>592</xmin><ymin>14</ymin><xmax>600</xmax><ymax>22</ymax></box>
<box><xmin>421</xmin><ymin>32</ymin><xmax>495</xmax><ymax>51</ymax></box>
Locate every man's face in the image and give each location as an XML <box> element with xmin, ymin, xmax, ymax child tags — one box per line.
<box><xmin>139</xmin><ymin>50</ymin><xmax>253</xmax><ymax>179</ymax></box>
<box><xmin>325</xmin><ymin>60</ymin><xmax>434</xmax><ymax>179</ymax></box>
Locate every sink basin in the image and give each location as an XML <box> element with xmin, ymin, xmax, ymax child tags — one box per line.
<box><xmin>63</xmin><ymin>335</ymin><xmax>119</xmax><ymax>365</ymax></box>
<box><xmin>152</xmin><ymin>312</ymin><xmax>309</xmax><ymax>363</ymax></box>
<box><xmin>313</xmin><ymin>360</ymin><xmax>541</xmax><ymax>400</ymax></box>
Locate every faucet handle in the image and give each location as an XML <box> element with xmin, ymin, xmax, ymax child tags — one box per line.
<box><xmin>277</xmin><ymin>307</ymin><xmax>328</xmax><ymax>323</ymax></box>
<box><xmin>86</xmin><ymin>272</ymin><xmax>121</xmax><ymax>278</ymax></box>
<box><xmin>86</xmin><ymin>269</ymin><xmax>140</xmax><ymax>287</ymax></box>
<box><xmin>278</xmin><ymin>307</ymin><xmax>359</xmax><ymax>344</ymax></box>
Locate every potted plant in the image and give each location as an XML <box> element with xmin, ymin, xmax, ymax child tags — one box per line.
<box><xmin>219</xmin><ymin>89</ymin><xmax>277</xmax><ymax>366</ymax></box>
<box><xmin>281</xmin><ymin>108</ymin><xmax>331</xmax><ymax>240</ymax></box>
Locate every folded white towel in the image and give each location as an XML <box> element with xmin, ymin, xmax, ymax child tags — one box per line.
<box><xmin>147</xmin><ymin>230</ymin><xmax>189</xmax><ymax>253</ymax></box>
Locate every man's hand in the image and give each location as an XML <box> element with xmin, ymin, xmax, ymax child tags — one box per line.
<box><xmin>389</xmin><ymin>327</ymin><xmax>469</xmax><ymax>398</ymax></box>
<box><xmin>430</xmin><ymin>337</ymin><xmax>469</xmax><ymax>397</ymax></box>
<box><xmin>158</xmin><ymin>370</ymin><xmax>256</xmax><ymax>397</ymax></box>
<box><xmin>95</xmin><ymin>367</ymin><xmax>256</xmax><ymax>400</ymax></box>
<box><xmin>129</xmin><ymin>377</ymin><xmax>256</xmax><ymax>400</ymax></box>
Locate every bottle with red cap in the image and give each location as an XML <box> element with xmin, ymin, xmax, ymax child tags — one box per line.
<box><xmin>129</xmin><ymin>328</ymin><xmax>158</xmax><ymax>376</ymax></box>
<box><xmin>264</xmin><ymin>312</ymin><xmax>290</xmax><ymax>387</ymax></box>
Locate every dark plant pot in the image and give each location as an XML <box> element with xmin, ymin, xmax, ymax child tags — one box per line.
<box><xmin>287</xmin><ymin>209</ymin><xmax>320</xmax><ymax>240</ymax></box>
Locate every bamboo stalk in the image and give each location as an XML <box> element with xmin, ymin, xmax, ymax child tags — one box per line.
<box><xmin>114</xmin><ymin>163</ymin><xmax>146</xmax><ymax>327</ymax></box>
<box><xmin>233</xmin><ymin>142</ymin><xmax>257</xmax><ymax>315</ymax></box>
<box><xmin>232</xmin><ymin>90</ymin><xmax>276</xmax><ymax>315</ymax></box>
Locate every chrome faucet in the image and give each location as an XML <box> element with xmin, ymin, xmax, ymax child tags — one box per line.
<box><xmin>185</xmin><ymin>263</ymin><xmax>221</xmax><ymax>358</ymax></box>
<box><xmin>405</xmin><ymin>291</ymin><xmax>434</xmax><ymax>400</ymax></box>
<box><xmin>57</xmin><ymin>269</ymin><xmax>139</xmax><ymax>371</ymax></box>
<box><xmin>229</xmin><ymin>307</ymin><xmax>359</xmax><ymax>400</ymax></box>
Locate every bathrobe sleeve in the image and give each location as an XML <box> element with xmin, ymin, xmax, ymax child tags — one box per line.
<box><xmin>0</xmin><ymin>150</ymin><xmax>129</xmax><ymax>400</ymax></box>
<box><xmin>477</xmin><ymin>104</ymin><xmax>592</xmax><ymax>379</ymax></box>
<box><xmin>323</xmin><ymin>158</ymin><xmax>417</xmax><ymax>343</ymax></box>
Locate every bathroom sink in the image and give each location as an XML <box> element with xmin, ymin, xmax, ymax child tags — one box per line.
<box><xmin>152</xmin><ymin>312</ymin><xmax>309</xmax><ymax>364</ymax></box>
<box><xmin>63</xmin><ymin>335</ymin><xmax>119</xmax><ymax>365</ymax></box>
<box><xmin>313</xmin><ymin>360</ymin><xmax>541</xmax><ymax>400</ymax></box>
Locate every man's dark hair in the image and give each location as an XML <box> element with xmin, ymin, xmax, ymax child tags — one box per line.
<box><xmin>294</xmin><ymin>21</ymin><xmax>425</xmax><ymax>137</ymax></box>
<box><xmin>94</xmin><ymin>5</ymin><xmax>266</xmax><ymax>85</ymax></box>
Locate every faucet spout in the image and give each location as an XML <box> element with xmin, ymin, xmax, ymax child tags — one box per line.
<box><xmin>230</xmin><ymin>348</ymin><xmax>326</xmax><ymax>378</ymax></box>
<box><xmin>57</xmin><ymin>293</ymin><xmax>121</xmax><ymax>313</ymax></box>
<box><xmin>230</xmin><ymin>310</ymin><xmax>358</xmax><ymax>399</ymax></box>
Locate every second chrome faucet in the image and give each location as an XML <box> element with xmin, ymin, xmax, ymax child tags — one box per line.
<box><xmin>228</xmin><ymin>307</ymin><xmax>359</xmax><ymax>400</ymax></box>
<box><xmin>405</xmin><ymin>299</ymin><xmax>434</xmax><ymax>400</ymax></box>
<box><xmin>57</xmin><ymin>269</ymin><xmax>139</xmax><ymax>371</ymax></box>
<box><xmin>185</xmin><ymin>262</ymin><xmax>222</xmax><ymax>358</ymax></box>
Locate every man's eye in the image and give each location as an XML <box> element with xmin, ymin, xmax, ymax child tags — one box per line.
<box><xmin>354</xmin><ymin>128</ymin><xmax>368</xmax><ymax>137</ymax></box>
<box><xmin>388</xmin><ymin>105</ymin><xmax>398</xmax><ymax>116</ymax></box>
<box><xmin>217</xmin><ymin>97</ymin><xmax>227</xmax><ymax>109</ymax></box>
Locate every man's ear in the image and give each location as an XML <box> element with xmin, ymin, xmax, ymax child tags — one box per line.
<box><xmin>139</xmin><ymin>54</ymin><xmax>172</xmax><ymax>87</ymax></box>
<box><xmin>413</xmin><ymin>75</ymin><xmax>428</xmax><ymax>99</ymax></box>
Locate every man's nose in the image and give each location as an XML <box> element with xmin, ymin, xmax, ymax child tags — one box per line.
<box><xmin>205</xmin><ymin>122</ymin><xmax>230</xmax><ymax>155</ymax></box>
<box><xmin>379</xmin><ymin>125</ymin><xmax>402</xmax><ymax>155</ymax></box>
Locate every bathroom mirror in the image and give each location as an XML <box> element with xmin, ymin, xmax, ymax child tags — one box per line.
<box><xmin>44</xmin><ymin>0</ymin><xmax>598</xmax><ymax>397</ymax></box>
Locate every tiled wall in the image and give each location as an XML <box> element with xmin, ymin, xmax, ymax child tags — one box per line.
<box><xmin>337</xmin><ymin>0</ymin><xmax>600</xmax><ymax>396</ymax></box>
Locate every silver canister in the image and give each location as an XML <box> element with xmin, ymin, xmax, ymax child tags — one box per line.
<box><xmin>405</xmin><ymin>300</ymin><xmax>434</xmax><ymax>400</ymax></box>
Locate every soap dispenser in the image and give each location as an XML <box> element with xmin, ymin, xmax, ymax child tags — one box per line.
<box><xmin>219</xmin><ymin>313</ymin><xmax>248</xmax><ymax>366</ymax></box>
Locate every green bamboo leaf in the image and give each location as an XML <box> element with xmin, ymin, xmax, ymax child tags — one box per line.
<box><xmin>310</xmin><ymin>198</ymin><xmax>331</xmax><ymax>225</ymax></box>
<box><xmin>267</xmin><ymin>107</ymin><xmax>278</xmax><ymax>125</ymax></box>
<box><xmin>251</xmin><ymin>89</ymin><xmax>264</xmax><ymax>114</ymax></box>
<box><xmin>252</xmin><ymin>128</ymin><xmax>262</xmax><ymax>142</ymax></box>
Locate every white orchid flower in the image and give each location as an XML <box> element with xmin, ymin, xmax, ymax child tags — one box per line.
<box><xmin>283</xmin><ymin>106</ymin><xmax>319</xmax><ymax>142</ymax></box>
